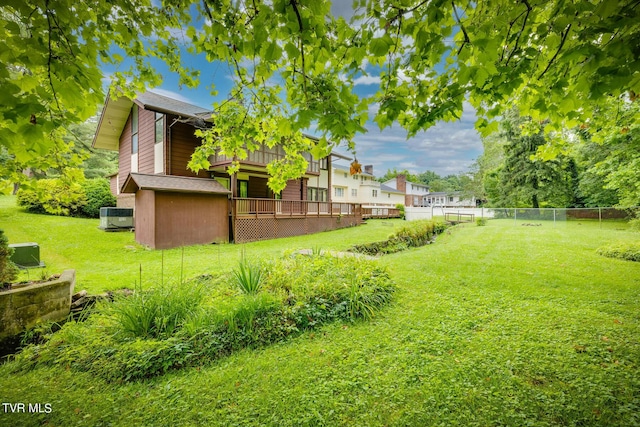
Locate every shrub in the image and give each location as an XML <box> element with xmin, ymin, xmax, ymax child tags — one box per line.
<box><xmin>12</xmin><ymin>254</ymin><xmax>396</xmax><ymax>382</ymax></box>
<box><xmin>0</xmin><ymin>229</ymin><xmax>18</xmax><ymax>285</ymax></box>
<box><xmin>81</xmin><ymin>178</ymin><xmax>116</xmax><ymax>218</ymax></box>
<box><xmin>16</xmin><ymin>186</ymin><xmax>46</xmax><ymax>213</ymax></box>
<box><xmin>350</xmin><ymin>219</ymin><xmax>447</xmax><ymax>255</ymax></box>
<box><xmin>597</xmin><ymin>243</ymin><xmax>640</xmax><ymax>262</ymax></box>
<box><xmin>392</xmin><ymin>219</ymin><xmax>447</xmax><ymax>246</ymax></box>
<box><xmin>395</xmin><ymin>203</ymin><xmax>405</xmax><ymax>219</ymax></box>
<box><xmin>16</xmin><ymin>170</ymin><xmax>86</xmax><ymax>216</ymax></box>
<box><xmin>476</xmin><ymin>217</ymin><xmax>488</xmax><ymax>226</ymax></box>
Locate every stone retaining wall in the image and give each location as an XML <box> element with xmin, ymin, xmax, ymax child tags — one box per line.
<box><xmin>0</xmin><ymin>270</ymin><xmax>75</xmax><ymax>340</ymax></box>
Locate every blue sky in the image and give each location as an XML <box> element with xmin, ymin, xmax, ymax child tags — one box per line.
<box><xmin>102</xmin><ymin>3</ymin><xmax>483</xmax><ymax>178</ymax></box>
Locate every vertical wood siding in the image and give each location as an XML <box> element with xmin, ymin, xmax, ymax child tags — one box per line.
<box><xmin>137</xmin><ymin>109</ymin><xmax>156</xmax><ymax>174</ymax></box>
<box><xmin>169</xmin><ymin>119</ymin><xmax>209</xmax><ymax>178</ymax></box>
<box><xmin>118</xmin><ymin>114</ymin><xmax>132</xmax><ymax>191</ymax></box>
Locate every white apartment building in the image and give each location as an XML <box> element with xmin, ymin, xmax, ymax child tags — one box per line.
<box><xmin>382</xmin><ymin>174</ymin><xmax>430</xmax><ymax>207</ymax></box>
<box><xmin>331</xmin><ymin>164</ymin><xmax>404</xmax><ymax>206</ymax></box>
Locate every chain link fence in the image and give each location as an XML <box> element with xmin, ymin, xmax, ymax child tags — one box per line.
<box><xmin>405</xmin><ymin>206</ymin><xmax>638</xmax><ymax>227</ymax></box>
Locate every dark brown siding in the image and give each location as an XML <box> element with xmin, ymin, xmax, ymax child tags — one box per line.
<box><xmin>248</xmin><ymin>176</ymin><xmax>269</xmax><ymax>198</ymax></box>
<box><xmin>281</xmin><ymin>179</ymin><xmax>308</xmax><ymax>201</ymax></box>
<box><xmin>153</xmin><ymin>192</ymin><xmax>228</xmax><ymax>249</ymax></box>
<box><xmin>118</xmin><ymin>114</ymin><xmax>132</xmax><ymax>191</ymax></box>
<box><xmin>169</xmin><ymin>119</ymin><xmax>208</xmax><ymax>178</ymax></box>
<box><xmin>137</xmin><ymin>109</ymin><xmax>156</xmax><ymax>174</ymax></box>
<box><xmin>134</xmin><ymin>190</ymin><xmax>156</xmax><ymax>248</ymax></box>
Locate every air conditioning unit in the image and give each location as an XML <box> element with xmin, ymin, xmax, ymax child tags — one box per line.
<box><xmin>99</xmin><ymin>207</ymin><xmax>134</xmax><ymax>231</ymax></box>
<box><xmin>9</xmin><ymin>242</ymin><xmax>45</xmax><ymax>268</ymax></box>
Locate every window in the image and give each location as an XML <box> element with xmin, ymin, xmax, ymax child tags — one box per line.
<box><xmin>343</xmin><ymin>172</ymin><xmax>348</xmax><ymax>178</ymax></box>
<box><xmin>449</xmin><ymin>196</ymin><xmax>454</xmax><ymax>202</ymax></box>
<box><xmin>335</xmin><ymin>187</ymin><xmax>344</xmax><ymax>197</ymax></box>
<box><xmin>353</xmin><ymin>174</ymin><xmax>358</xmax><ymax>180</ymax></box>
<box><xmin>388</xmin><ymin>193</ymin><xmax>391</xmax><ymax>198</ymax></box>
<box><xmin>372</xmin><ymin>189</ymin><xmax>378</xmax><ymax>197</ymax></box>
<box><xmin>319</xmin><ymin>157</ymin><xmax>328</xmax><ymax>170</ymax></box>
<box><xmin>131</xmin><ymin>106</ymin><xmax>138</xmax><ymax>154</ymax></box>
<box><xmin>351</xmin><ymin>189</ymin><xmax>357</xmax><ymax>197</ymax></box>
<box><xmin>155</xmin><ymin>112</ymin><xmax>164</xmax><ymax>144</ymax></box>
<box><xmin>238</xmin><ymin>180</ymin><xmax>248</xmax><ymax>198</ymax></box>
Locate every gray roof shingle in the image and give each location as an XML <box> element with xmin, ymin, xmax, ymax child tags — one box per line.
<box><xmin>121</xmin><ymin>173</ymin><xmax>231</xmax><ymax>195</ymax></box>
<box><xmin>135</xmin><ymin>92</ymin><xmax>212</xmax><ymax>118</ymax></box>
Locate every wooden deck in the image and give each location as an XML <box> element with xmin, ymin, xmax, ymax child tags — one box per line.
<box><xmin>231</xmin><ymin>198</ymin><xmax>363</xmax><ymax>242</ymax></box>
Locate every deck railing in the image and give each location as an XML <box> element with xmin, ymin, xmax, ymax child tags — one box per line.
<box><xmin>233</xmin><ymin>198</ymin><xmax>360</xmax><ymax>218</ymax></box>
<box><xmin>362</xmin><ymin>207</ymin><xmax>402</xmax><ymax>219</ymax></box>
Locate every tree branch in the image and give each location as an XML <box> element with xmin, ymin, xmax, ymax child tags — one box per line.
<box><xmin>289</xmin><ymin>0</ymin><xmax>306</xmax><ymax>94</ymax></box>
<box><xmin>45</xmin><ymin>0</ymin><xmax>61</xmax><ymax>116</ymax></box>
<box><xmin>538</xmin><ymin>24</ymin><xmax>571</xmax><ymax>79</ymax></box>
<box><xmin>505</xmin><ymin>0</ymin><xmax>532</xmax><ymax>66</ymax></box>
<box><xmin>452</xmin><ymin>1</ymin><xmax>470</xmax><ymax>55</ymax></box>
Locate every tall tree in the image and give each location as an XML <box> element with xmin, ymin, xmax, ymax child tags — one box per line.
<box><xmin>486</xmin><ymin>112</ymin><xmax>577</xmax><ymax>208</ymax></box>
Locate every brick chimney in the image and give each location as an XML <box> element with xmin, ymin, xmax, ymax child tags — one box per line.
<box><xmin>364</xmin><ymin>165</ymin><xmax>373</xmax><ymax>175</ymax></box>
<box><xmin>396</xmin><ymin>174</ymin><xmax>407</xmax><ymax>193</ymax></box>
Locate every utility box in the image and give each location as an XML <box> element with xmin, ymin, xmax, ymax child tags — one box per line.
<box><xmin>9</xmin><ymin>242</ymin><xmax>45</xmax><ymax>268</ymax></box>
<box><xmin>99</xmin><ymin>207</ymin><xmax>134</xmax><ymax>230</ymax></box>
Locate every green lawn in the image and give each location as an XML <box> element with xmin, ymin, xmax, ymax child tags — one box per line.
<box><xmin>1</xmin><ymin>196</ymin><xmax>639</xmax><ymax>426</ymax></box>
<box><xmin>0</xmin><ymin>196</ymin><xmax>403</xmax><ymax>293</ymax></box>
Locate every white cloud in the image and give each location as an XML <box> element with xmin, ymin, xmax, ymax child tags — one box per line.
<box><xmin>350</xmin><ymin>103</ymin><xmax>483</xmax><ymax>176</ymax></box>
<box><xmin>353</xmin><ymin>75</ymin><xmax>381</xmax><ymax>86</ymax></box>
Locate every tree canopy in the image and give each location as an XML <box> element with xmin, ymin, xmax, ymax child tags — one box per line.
<box><xmin>1</xmin><ymin>0</ymin><xmax>638</xmax><ymax>191</ymax></box>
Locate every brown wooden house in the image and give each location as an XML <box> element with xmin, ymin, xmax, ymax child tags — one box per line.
<box><xmin>92</xmin><ymin>91</ymin><xmax>361</xmax><ymax>248</ymax></box>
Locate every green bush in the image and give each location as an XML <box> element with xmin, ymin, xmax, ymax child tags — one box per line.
<box><xmin>15</xmin><ymin>186</ymin><xmax>46</xmax><ymax>214</ymax></box>
<box><xmin>597</xmin><ymin>243</ymin><xmax>640</xmax><ymax>262</ymax></box>
<box><xmin>16</xmin><ymin>170</ymin><xmax>86</xmax><ymax>216</ymax></box>
<box><xmin>351</xmin><ymin>219</ymin><xmax>447</xmax><ymax>255</ymax></box>
<box><xmin>12</xmin><ymin>254</ymin><xmax>396</xmax><ymax>382</ymax></box>
<box><xmin>0</xmin><ymin>229</ymin><xmax>18</xmax><ymax>286</ymax></box>
<box><xmin>16</xmin><ymin>174</ymin><xmax>115</xmax><ymax>218</ymax></box>
<box><xmin>81</xmin><ymin>178</ymin><xmax>116</xmax><ymax>218</ymax></box>
<box><xmin>395</xmin><ymin>203</ymin><xmax>405</xmax><ymax>219</ymax></box>
<box><xmin>476</xmin><ymin>217</ymin><xmax>488</xmax><ymax>226</ymax></box>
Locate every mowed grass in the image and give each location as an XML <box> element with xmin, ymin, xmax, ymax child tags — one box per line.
<box><xmin>0</xmin><ymin>196</ymin><xmax>401</xmax><ymax>293</ymax></box>
<box><xmin>1</xmin><ymin>196</ymin><xmax>639</xmax><ymax>426</ymax></box>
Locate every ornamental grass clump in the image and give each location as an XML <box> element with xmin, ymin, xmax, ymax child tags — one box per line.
<box><xmin>107</xmin><ymin>282</ymin><xmax>205</xmax><ymax>339</ymax></box>
<box><xmin>233</xmin><ymin>257</ymin><xmax>263</xmax><ymax>295</ymax></box>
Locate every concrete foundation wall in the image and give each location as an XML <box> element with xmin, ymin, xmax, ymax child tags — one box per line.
<box><xmin>0</xmin><ymin>270</ymin><xmax>75</xmax><ymax>340</ymax></box>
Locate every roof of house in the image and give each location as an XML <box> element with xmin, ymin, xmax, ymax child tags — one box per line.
<box><xmin>380</xmin><ymin>184</ymin><xmax>404</xmax><ymax>194</ymax></box>
<box><xmin>121</xmin><ymin>173</ymin><xmax>231</xmax><ymax>195</ymax></box>
<box><xmin>425</xmin><ymin>191</ymin><xmax>462</xmax><ymax>196</ymax></box>
<box><xmin>332</xmin><ymin>164</ymin><xmax>375</xmax><ymax>177</ymax></box>
<box><xmin>92</xmin><ymin>90</ymin><xmax>212</xmax><ymax>151</ymax></box>
<box><xmin>135</xmin><ymin>91</ymin><xmax>212</xmax><ymax>118</ymax></box>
